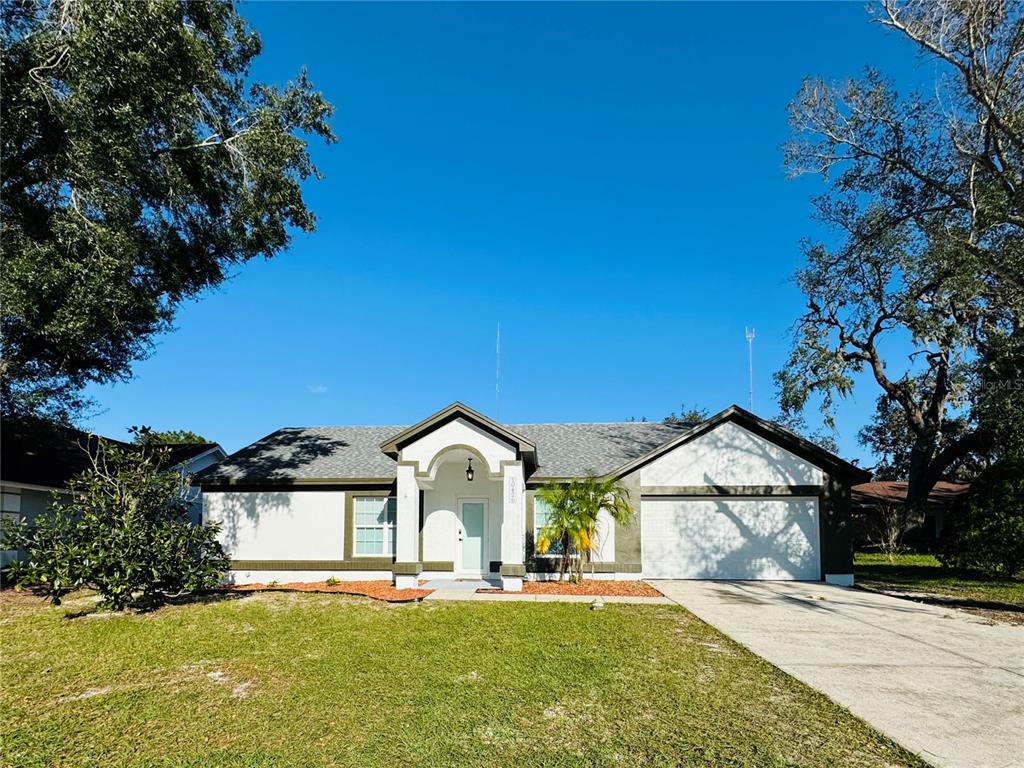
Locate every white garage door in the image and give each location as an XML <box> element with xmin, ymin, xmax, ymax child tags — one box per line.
<box><xmin>641</xmin><ymin>497</ymin><xmax>820</xmax><ymax>580</ymax></box>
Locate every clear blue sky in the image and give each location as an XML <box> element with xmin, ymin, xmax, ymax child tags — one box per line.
<box><xmin>82</xmin><ymin>1</ymin><xmax>936</xmax><ymax>465</ymax></box>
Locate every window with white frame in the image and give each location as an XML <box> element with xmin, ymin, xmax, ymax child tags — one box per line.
<box><xmin>533</xmin><ymin>497</ymin><xmax>565</xmax><ymax>556</ymax></box>
<box><xmin>353</xmin><ymin>496</ymin><xmax>396</xmax><ymax>556</ymax></box>
<box><xmin>1</xmin><ymin>491</ymin><xmax>20</xmax><ymax>551</ymax></box>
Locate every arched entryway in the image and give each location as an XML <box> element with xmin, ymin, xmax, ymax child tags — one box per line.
<box><xmin>378</xmin><ymin>403</ymin><xmax>533</xmax><ymax>591</ymax></box>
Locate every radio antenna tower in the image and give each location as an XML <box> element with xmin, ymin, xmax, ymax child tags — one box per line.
<box><xmin>745</xmin><ymin>327</ymin><xmax>756</xmax><ymax>410</ymax></box>
<box><xmin>495</xmin><ymin>322</ymin><xmax>501</xmax><ymax>420</ymax></box>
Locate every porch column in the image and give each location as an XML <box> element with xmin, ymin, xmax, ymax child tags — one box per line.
<box><xmin>500</xmin><ymin>461</ymin><xmax>526</xmax><ymax>591</ymax></box>
<box><xmin>394</xmin><ymin>463</ymin><xmax>421</xmax><ymax>589</ymax></box>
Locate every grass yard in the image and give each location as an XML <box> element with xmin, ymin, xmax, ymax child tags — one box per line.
<box><xmin>1</xmin><ymin>590</ymin><xmax>926</xmax><ymax>768</ymax></box>
<box><xmin>854</xmin><ymin>552</ymin><xmax>1024</xmax><ymax>609</ymax></box>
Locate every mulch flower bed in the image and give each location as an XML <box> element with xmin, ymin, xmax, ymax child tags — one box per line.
<box><xmin>226</xmin><ymin>580</ymin><xmax>432</xmax><ymax>603</ymax></box>
<box><xmin>479</xmin><ymin>580</ymin><xmax>663</xmax><ymax>597</ymax></box>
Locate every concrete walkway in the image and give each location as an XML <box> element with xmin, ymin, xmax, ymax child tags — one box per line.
<box><xmin>657</xmin><ymin>580</ymin><xmax>1024</xmax><ymax>768</ymax></box>
<box><xmin>421</xmin><ymin>580</ymin><xmax>672</xmax><ymax>605</ymax></box>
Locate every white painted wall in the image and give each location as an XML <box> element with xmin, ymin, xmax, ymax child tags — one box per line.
<box><xmin>640</xmin><ymin>422</ymin><xmax>825</xmax><ymax>487</ymax></box>
<box><xmin>181</xmin><ymin>450</ymin><xmax>223</xmax><ymax>476</ymax></box>
<box><xmin>422</xmin><ymin>461</ymin><xmax>502</xmax><ymax>570</ymax></box>
<box><xmin>395</xmin><ymin>464</ymin><xmax>419</xmax><ymax>571</ymax></box>
<box><xmin>641</xmin><ymin>497</ymin><xmax>820</xmax><ymax>580</ymax></box>
<box><xmin>204</xmin><ymin>490</ymin><xmax>345</xmax><ymax>561</ymax></box>
<box><xmin>501</xmin><ymin>461</ymin><xmax>525</xmax><ymax>566</ymax></box>
<box><xmin>401</xmin><ymin>418</ymin><xmax>516</xmax><ymax>478</ymax></box>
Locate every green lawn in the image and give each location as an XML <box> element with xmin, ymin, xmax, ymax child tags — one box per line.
<box><xmin>0</xmin><ymin>590</ymin><xmax>926</xmax><ymax>768</ymax></box>
<box><xmin>855</xmin><ymin>552</ymin><xmax>1024</xmax><ymax>607</ymax></box>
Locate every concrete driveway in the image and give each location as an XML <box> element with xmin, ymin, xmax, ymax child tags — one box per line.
<box><xmin>656</xmin><ymin>580</ymin><xmax>1023</xmax><ymax>768</ymax></box>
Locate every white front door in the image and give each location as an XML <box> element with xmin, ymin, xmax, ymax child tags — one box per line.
<box><xmin>457</xmin><ymin>499</ymin><xmax>488</xmax><ymax>577</ymax></box>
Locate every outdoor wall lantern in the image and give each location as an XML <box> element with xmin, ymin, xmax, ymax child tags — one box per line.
<box><xmin>466</xmin><ymin>458</ymin><xmax>475</xmax><ymax>482</ymax></box>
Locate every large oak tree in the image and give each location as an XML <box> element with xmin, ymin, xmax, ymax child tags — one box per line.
<box><xmin>777</xmin><ymin>0</ymin><xmax>1023</xmax><ymax>509</ymax></box>
<box><xmin>1</xmin><ymin>0</ymin><xmax>335</xmax><ymax>420</ymax></box>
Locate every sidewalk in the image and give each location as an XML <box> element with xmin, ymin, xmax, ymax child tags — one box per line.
<box><xmin>420</xmin><ymin>579</ymin><xmax>673</xmax><ymax>605</ymax></box>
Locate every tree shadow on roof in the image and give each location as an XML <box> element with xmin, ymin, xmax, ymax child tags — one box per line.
<box><xmin>198</xmin><ymin>429</ymin><xmax>351</xmax><ymax>483</ymax></box>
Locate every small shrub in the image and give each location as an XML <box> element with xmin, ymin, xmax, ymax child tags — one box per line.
<box><xmin>0</xmin><ymin>441</ymin><xmax>229</xmax><ymax>610</ymax></box>
<box><xmin>939</xmin><ymin>455</ymin><xmax>1024</xmax><ymax>578</ymax></box>
<box><xmin>324</xmin><ymin>576</ymin><xmax>340</xmax><ymax>586</ymax></box>
<box><xmin>868</xmin><ymin>503</ymin><xmax>911</xmax><ymax>562</ymax></box>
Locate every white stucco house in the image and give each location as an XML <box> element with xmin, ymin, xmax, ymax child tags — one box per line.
<box><xmin>197</xmin><ymin>402</ymin><xmax>868</xmax><ymax>592</ymax></box>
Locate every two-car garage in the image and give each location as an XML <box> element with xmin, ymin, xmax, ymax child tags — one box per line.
<box><xmin>621</xmin><ymin>413</ymin><xmax>859</xmax><ymax>582</ymax></box>
<box><xmin>640</xmin><ymin>496</ymin><xmax>821</xmax><ymax>580</ymax></box>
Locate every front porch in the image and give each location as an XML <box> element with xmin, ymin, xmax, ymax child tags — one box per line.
<box><xmin>380</xmin><ymin>404</ymin><xmax>536</xmax><ymax>592</ymax></box>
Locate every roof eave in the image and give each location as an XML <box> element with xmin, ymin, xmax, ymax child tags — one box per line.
<box><xmin>608</xmin><ymin>405</ymin><xmax>870</xmax><ymax>483</ymax></box>
<box><xmin>197</xmin><ymin>476</ymin><xmax>396</xmax><ymax>489</ymax></box>
<box><xmin>378</xmin><ymin>401</ymin><xmax>537</xmax><ymax>457</ymax></box>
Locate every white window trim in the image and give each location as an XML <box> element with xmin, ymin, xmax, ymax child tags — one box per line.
<box><xmin>1</xmin><ymin>511</ymin><xmax>21</xmax><ymax>555</ymax></box>
<box><xmin>352</xmin><ymin>496</ymin><xmax>396</xmax><ymax>558</ymax></box>
<box><xmin>533</xmin><ymin>498</ymin><xmax>565</xmax><ymax>558</ymax></box>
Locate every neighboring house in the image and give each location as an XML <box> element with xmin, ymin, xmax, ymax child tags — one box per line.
<box><xmin>1</xmin><ymin>416</ymin><xmax>225</xmax><ymax>566</ymax></box>
<box><xmin>197</xmin><ymin>402</ymin><xmax>868</xmax><ymax>591</ymax></box>
<box><xmin>851</xmin><ymin>480</ymin><xmax>971</xmax><ymax>547</ymax></box>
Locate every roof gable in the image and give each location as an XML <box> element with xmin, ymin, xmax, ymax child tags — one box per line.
<box><xmin>379</xmin><ymin>402</ymin><xmax>537</xmax><ymax>472</ymax></box>
<box><xmin>612</xmin><ymin>405</ymin><xmax>869</xmax><ymax>482</ymax></box>
<box><xmin>162</xmin><ymin>443</ymin><xmax>225</xmax><ymax>468</ymax></box>
<box><xmin>639</xmin><ymin>421</ymin><xmax>826</xmax><ymax>487</ymax></box>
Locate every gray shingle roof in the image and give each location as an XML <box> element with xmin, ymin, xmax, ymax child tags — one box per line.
<box><xmin>514</xmin><ymin>422</ymin><xmax>689</xmax><ymax>477</ymax></box>
<box><xmin>197</xmin><ymin>421</ymin><xmax>691</xmax><ymax>484</ymax></box>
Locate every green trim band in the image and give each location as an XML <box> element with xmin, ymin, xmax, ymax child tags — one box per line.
<box><xmin>640</xmin><ymin>485</ymin><xmax>822</xmax><ymax>497</ymax></box>
<box><xmin>422</xmin><ymin>561</ymin><xmax>455</xmax><ymax>572</ymax></box>
<box><xmin>229</xmin><ymin>559</ymin><xmax>643</xmax><ymax>575</ymax></box>
<box><xmin>527</xmin><ymin>560</ymin><xmax>642</xmax><ymax>574</ymax></box>
<box><xmin>202</xmin><ymin>481</ymin><xmax>394</xmax><ymax>491</ymax></box>
<box><xmin>230</xmin><ymin>559</ymin><xmax>393</xmax><ymax>571</ymax></box>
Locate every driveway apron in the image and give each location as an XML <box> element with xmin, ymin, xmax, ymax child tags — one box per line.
<box><xmin>656</xmin><ymin>580</ymin><xmax>1023</xmax><ymax>768</ymax></box>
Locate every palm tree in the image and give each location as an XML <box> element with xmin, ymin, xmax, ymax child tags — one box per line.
<box><xmin>535</xmin><ymin>473</ymin><xmax>633</xmax><ymax>582</ymax></box>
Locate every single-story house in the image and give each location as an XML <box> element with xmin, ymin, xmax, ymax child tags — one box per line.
<box><xmin>197</xmin><ymin>402</ymin><xmax>869</xmax><ymax>591</ymax></box>
<box><xmin>851</xmin><ymin>479</ymin><xmax>971</xmax><ymax>546</ymax></box>
<box><xmin>1</xmin><ymin>416</ymin><xmax>225</xmax><ymax>567</ymax></box>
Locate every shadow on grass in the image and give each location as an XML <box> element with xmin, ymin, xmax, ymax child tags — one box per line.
<box><xmin>856</xmin><ymin>583</ymin><xmax>1024</xmax><ymax>614</ymax></box>
<box><xmin>855</xmin><ymin>554</ymin><xmax>1024</xmax><ymax>615</ymax></box>
<box><xmin>61</xmin><ymin>590</ymin><xmax>251</xmax><ymax>619</ymax></box>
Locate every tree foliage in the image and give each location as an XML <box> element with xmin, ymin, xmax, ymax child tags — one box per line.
<box><xmin>777</xmin><ymin>0</ymin><xmax>1024</xmax><ymax>505</ymax></box>
<box><xmin>1</xmin><ymin>0</ymin><xmax>335</xmax><ymax>420</ymax></box>
<box><xmin>535</xmin><ymin>473</ymin><xmax>633</xmax><ymax>582</ymax></box>
<box><xmin>129</xmin><ymin>425</ymin><xmax>208</xmax><ymax>446</ymax></box>
<box><xmin>940</xmin><ymin>454</ymin><xmax>1024</xmax><ymax>577</ymax></box>
<box><xmin>663</xmin><ymin>404</ymin><xmax>710</xmax><ymax>427</ymax></box>
<box><xmin>1</xmin><ymin>441</ymin><xmax>229</xmax><ymax>610</ymax></box>
<box><xmin>858</xmin><ymin>393</ymin><xmax>982</xmax><ymax>482</ymax></box>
